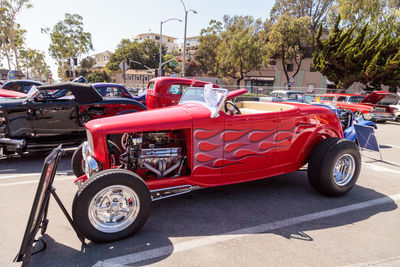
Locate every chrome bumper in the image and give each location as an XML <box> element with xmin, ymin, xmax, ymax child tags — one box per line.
<box><xmin>0</xmin><ymin>138</ymin><xmax>26</xmax><ymax>156</ymax></box>
<box><xmin>367</xmin><ymin>113</ymin><xmax>396</xmax><ymax>121</ymax></box>
<box><xmin>0</xmin><ymin>138</ymin><xmax>26</xmax><ymax>148</ymax></box>
<box><xmin>82</xmin><ymin>141</ymin><xmax>101</xmax><ymax>178</ymax></box>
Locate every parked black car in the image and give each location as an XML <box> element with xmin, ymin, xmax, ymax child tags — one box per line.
<box><xmin>0</xmin><ymin>82</ymin><xmax>146</xmax><ymax>157</ymax></box>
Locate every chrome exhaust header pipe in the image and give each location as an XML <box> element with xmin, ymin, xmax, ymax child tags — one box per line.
<box><xmin>0</xmin><ymin>138</ymin><xmax>26</xmax><ymax>148</ymax></box>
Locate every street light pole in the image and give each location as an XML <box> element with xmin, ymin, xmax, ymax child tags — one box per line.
<box><xmin>159</xmin><ymin>21</ymin><xmax>163</xmax><ymax>77</ymax></box>
<box><xmin>159</xmin><ymin>18</ymin><xmax>182</xmax><ymax>77</ymax></box>
<box><xmin>180</xmin><ymin>0</ymin><xmax>197</xmax><ymax>78</ymax></box>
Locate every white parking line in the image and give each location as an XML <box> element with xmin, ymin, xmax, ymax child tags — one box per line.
<box><xmin>0</xmin><ymin>177</ymin><xmax>72</xmax><ymax>187</ymax></box>
<box><xmin>94</xmin><ymin>193</ymin><xmax>400</xmax><ymax>267</ymax></box>
<box><xmin>0</xmin><ymin>172</ymin><xmax>70</xmax><ymax>180</ymax></box>
<box><xmin>364</xmin><ymin>163</ymin><xmax>400</xmax><ymax>175</ymax></box>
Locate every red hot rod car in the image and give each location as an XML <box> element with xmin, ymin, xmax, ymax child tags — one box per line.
<box><xmin>72</xmin><ymin>86</ymin><xmax>361</xmax><ymax>242</ymax></box>
<box><xmin>145</xmin><ymin>77</ymin><xmax>219</xmax><ymax>109</ymax></box>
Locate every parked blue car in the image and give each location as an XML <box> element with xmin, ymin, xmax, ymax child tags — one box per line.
<box><xmin>1</xmin><ymin>79</ymin><xmax>44</xmax><ymax>94</ymax></box>
<box><xmin>52</xmin><ymin>83</ymin><xmax>135</xmax><ymax>100</ymax></box>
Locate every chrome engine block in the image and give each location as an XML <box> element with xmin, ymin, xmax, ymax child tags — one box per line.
<box><xmin>120</xmin><ymin>132</ymin><xmax>184</xmax><ymax>178</ymax></box>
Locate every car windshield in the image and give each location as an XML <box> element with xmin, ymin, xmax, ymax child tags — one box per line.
<box><xmin>348</xmin><ymin>96</ymin><xmax>365</xmax><ymax>103</ymax></box>
<box><xmin>320</xmin><ymin>96</ymin><xmax>334</xmax><ymax>101</ymax></box>
<box><xmin>287</xmin><ymin>92</ymin><xmax>304</xmax><ymax>100</ymax></box>
<box><xmin>179</xmin><ymin>86</ymin><xmax>228</xmax><ymax>118</ymax></box>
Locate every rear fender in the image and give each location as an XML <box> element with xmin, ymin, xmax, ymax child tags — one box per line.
<box><xmin>296</xmin><ymin>129</ymin><xmax>342</xmax><ymax>165</ymax></box>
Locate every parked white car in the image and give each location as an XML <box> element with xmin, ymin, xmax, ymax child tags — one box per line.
<box><xmin>389</xmin><ymin>95</ymin><xmax>400</xmax><ymax>121</ymax></box>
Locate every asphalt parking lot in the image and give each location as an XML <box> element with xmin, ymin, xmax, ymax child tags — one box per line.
<box><xmin>1</xmin><ymin>121</ymin><xmax>400</xmax><ymax>267</ymax></box>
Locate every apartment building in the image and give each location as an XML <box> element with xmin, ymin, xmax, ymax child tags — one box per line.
<box><xmin>92</xmin><ymin>51</ymin><xmax>113</xmax><ymax>69</ymax></box>
<box><xmin>182</xmin><ymin>35</ymin><xmax>200</xmax><ymax>56</ymax></box>
<box><xmin>115</xmin><ymin>69</ymin><xmax>155</xmax><ymax>89</ymax></box>
<box><xmin>133</xmin><ymin>33</ymin><xmax>179</xmax><ymax>55</ymax></box>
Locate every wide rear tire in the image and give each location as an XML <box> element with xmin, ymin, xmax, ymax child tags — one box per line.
<box><xmin>308</xmin><ymin>138</ymin><xmax>361</xmax><ymax>197</ymax></box>
<box><xmin>72</xmin><ymin>169</ymin><xmax>151</xmax><ymax>243</ymax></box>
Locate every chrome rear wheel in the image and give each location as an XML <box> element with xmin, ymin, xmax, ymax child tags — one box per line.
<box><xmin>333</xmin><ymin>154</ymin><xmax>355</xmax><ymax>186</ymax></box>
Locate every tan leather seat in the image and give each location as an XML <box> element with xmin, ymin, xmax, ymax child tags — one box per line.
<box><xmin>236</xmin><ymin>101</ymin><xmax>295</xmax><ymax>114</ymax></box>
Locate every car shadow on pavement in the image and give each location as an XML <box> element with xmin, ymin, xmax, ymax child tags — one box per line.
<box><xmin>0</xmin><ymin>149</ymin><xmax>75</xmax><ymax>175</ymax></box>
<box><xmin>29</xmin><ymin>172</ymin><xmax>397</xmax><ymax>266</ymax></box>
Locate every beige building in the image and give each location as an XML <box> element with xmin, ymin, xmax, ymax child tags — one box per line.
<box><xmin>133</xmin><ymin>33</ymin><xmax>179</xmax><ymax>55</ymax></box>
<box><xmin>244</xmin><ymin>58</ymin><xmax>372</xmax><ymax>94</ymax></box>
<box><xmin>115</xmin><ymin>69</ymin><xmax>156</xmax><ymax>89</ymax></box>
<box><xmin>92</xmin><ymin>51</ymin><xmax>113</xmax><ymax>69</ymax></box>
<box><xmin>182</xmin><ymin>35</ymin><xmax>200</xmax><ymax>57</ymax></box>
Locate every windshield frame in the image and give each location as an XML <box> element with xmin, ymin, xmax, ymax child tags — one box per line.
<box><xmin>179</xmin><ymin>87</ymin><xmax>228</xmax><ymax>118</ymax></box>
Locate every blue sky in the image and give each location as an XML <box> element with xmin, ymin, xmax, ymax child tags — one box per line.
<box><xmin>16</xmin><ymin>0</ymin><xmax>275</xmax><ymax>79</ymax></box>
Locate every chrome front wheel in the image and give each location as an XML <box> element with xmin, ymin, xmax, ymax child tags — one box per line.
<box><xmin>73</xmin><ymin>169</ymin><xmax>151</xmax><ymax>243</ymax></box>
<box><xmin>88</xmin><ymin>185</ymin><xmax>140</xmax><ymax>233</ymax></box>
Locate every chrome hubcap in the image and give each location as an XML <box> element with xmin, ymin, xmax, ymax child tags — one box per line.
<box><xmin>89</xmin><ymin>185</ymin><xmax>140</xmax><ymax>233</ymax></box>
<box><xmin>333</xmin><ymin>154</ymin><xmax>355</xmax><ymax>186</ymax></box>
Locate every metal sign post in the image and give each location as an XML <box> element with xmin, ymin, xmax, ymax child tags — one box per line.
<box><xmin>120</xmin><ymin>60</ymin><xmax>128</xmax><ymax>84</ymax></box>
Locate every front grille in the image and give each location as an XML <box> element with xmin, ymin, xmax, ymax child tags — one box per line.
<box><xmin>375</xmin><ymin>107</ymin><xmax>386</xmax><ymax>113</ymax></box>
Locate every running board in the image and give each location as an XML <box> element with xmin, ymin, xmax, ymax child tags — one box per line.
<box><xmin>150</xmin><ymin>185</ymin><xmax>199</xmax><ymax>201</ymax></box>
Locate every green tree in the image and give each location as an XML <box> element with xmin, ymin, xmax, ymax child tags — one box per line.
<box><xmin>139</xmin><ymin>39</ymin><xmax>160</xmax><ymax>69</ymax></box>
<box><xmin>268</xmin><ymin>14</ymin><xmax>313</xmax><ymax>85</ymax></box>
<box><xmin>162</xmin><ymin>54</ymin><xmax>179</xmax><ymax>75</ymax></box>
<box><xmin>329</xmin><ymin>0</ymin><xmax>385</xmax><ymax>29</ymax></box>
<box><xmin>80</xmin><ymin>56</ymin><xmax>95</xmax><ymax>69</ymax></box>
<box><xmin>270</xmin><ymin>0</ymin><xmax>334</xmax><ymax>35</ymax></box>
<box><xmin>195</xmin><ymin>20</ymin><xmax>223</xmax><ymax>76</ymax></box>
<box><xmin>0</xmin><ymin>0</ymin><xmax>31</xmax><ymax>70</ymax></box>
<box><xmin>20</xmin><ymin>48</ymin><xmax>50</xmax><ymax>80</ymax></box>
<box><xmin>86</xmin><ymin>70</ymin><xmax>111</xmax><ymax>83</ymax></box>
<box><xmin>45</xmin><ymin>13</ymin><xmax>93</xmax><ymax>81</ymax></box>
<box><xmin>313</xmin><ymin>16</ymin><xmax>400</xmax><ymax>90</ymax></box>
<box><xmin>107</xmin><ymin>39</ymin><xmax>160</xmax><ymax>72</ymax></box>
<box><xmin>216</xmin><ymin>15</ymin><xmax>264</xmax><ymax>85</ymax></box>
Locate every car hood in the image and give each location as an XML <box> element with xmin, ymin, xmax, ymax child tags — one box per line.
<box><xmin>360</xmin><ymin>91</ymin><xmax>395</xmax><ymax>104</ymax></box>
<box><xmin>86</xmin><ymin>103</ymin><xmax>210</xmax><ymax>134</ymax></box>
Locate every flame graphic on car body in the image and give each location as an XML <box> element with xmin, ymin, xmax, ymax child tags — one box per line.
<box><xmin>192</xmin><ymin>123</ymin><xmax>314</xmax><ymax>174</ymax></box>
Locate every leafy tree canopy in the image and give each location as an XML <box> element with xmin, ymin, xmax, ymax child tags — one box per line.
<box><xmin>270</xmin><ymin>0</ymin><xmax>334</xmax><ymax>34</ymax></box>
<box><xmin>20</xmin><ymin>48</ymin><xmax>51</xmax><ymax>80</ymax></box>
<box><xmin>45</xmin><ymin>13</ymin><xmax>93</xmax><ymax>80</ymax></box>
<box><xmin>216</xmin><ymin>15</ymin><xmax>264</xmax><ymax>85</ymax></box>
<box><xmin>313</xmin><ymin>16</ymin><xmax>400</xmax><ymax>90</ymax></box>
<box><xmin>107</xmin><ymin>39</ymin><xmax>160</xmax><ymax>71</ymax></box>
<box><xmin>86</xmin><ymin>70</ymin><xmax>111</xmax><ymax>83</ymax></box>
<box><xmin>195</xmin><ymin>20</ymin><xmax>223</xmax><ymax>76</ymax></box>
<box><xmin>80</xmin><ymin>56</ymin><xmax>95</xmax><ymax>69</ymax></box>
<box><xmin>268</xmin><ymin>14</ymin><xmax>313</xmax><ymax>84</ymax></box>
<box><xmin>0</xmin><ymin>0</ymin><xmax>31</xmax><ymax>70</ymax></box>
